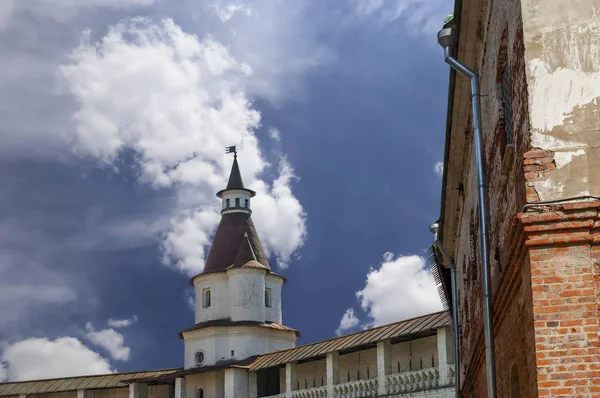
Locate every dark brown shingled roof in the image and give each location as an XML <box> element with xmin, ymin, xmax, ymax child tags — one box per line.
<box><xmin>217</xmin><ymin>156</ymin><xmax>255</xmax><ymax>197</ymax></box>
<box><xmin>193</xmin><ymin>213</ymin><xmax>271</xmax><ymax>277</ymax></box>
<box><xmin>178</xmin><ymin>319</ymin><xmax>300</xmax><ymax>339</ymax></box>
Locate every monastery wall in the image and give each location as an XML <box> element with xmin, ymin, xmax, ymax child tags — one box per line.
<box><xmin>186</xmin><ymin>371</ymin><xmax>224</xmax><ymax>398</ymax></box>
<box><xmin>276</xmin><ymin>335</ymin><xmax>441</xmax><ymax>392</ymax></box>
<box><xmin>446</xmin><ymin>0</ymin><xmax>600</xmax><ymax>395</ymax></box>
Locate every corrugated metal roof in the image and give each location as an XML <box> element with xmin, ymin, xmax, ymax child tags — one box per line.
<box><xmin>248</xmin><ymin>311</ymin><xmax>450</xmax><ymax>371</ymax></box>
<box><xmin>0</xmin><ymin>369</ymin><xmax>179</xmax><ymax>397</ymax></box>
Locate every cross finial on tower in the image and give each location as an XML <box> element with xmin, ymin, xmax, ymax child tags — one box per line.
<box><xmin>225</xmin><ymin>145</ymin><xmax>237</xmax><ymax>158</ymax></box>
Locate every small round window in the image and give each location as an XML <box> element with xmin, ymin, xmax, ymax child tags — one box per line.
<box><xmin>194</xmin><ymin>350</ymin><xmax>205</xmax><ymax>365</ymax></box>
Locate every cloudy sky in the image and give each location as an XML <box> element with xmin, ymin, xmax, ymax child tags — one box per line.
<box><xmin>0</xmin><ymin>0</ymin><xmax>451</xmax><ymax>380</ymax></box>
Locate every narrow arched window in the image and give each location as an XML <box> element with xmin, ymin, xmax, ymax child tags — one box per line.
<box><xmin>196</xmin><ymin>388</ymin><xmax>204</xmax><ymax>398</ymax></box>
<box><xmin>265</xmin><ymin>288</ymin><xmax>272</xmax><ymax>308</ymax></box>
<box><xmin>235</xmin><ymin>197</ymin><xmax>240</xmax><ymax>207</ymax></box>
<box><xmin>203</xmin><ymin>288</ymin><xmax>211</xmax><ymax>308</ymax></box>
<box><xmin>225</xmin><ymin>198</ymin><xmax>230</xmax><ymax>208</ymax></box>
<box><xmin>244</xmin><ymin>199</ymin><xmax>249</xmax><ymax>208</ymax></box>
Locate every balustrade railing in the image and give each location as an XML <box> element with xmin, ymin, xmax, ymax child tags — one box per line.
<box><xmin>385</xmin><ymin>368</ymin><xmax>438</xmax><ymax>394</ymax></box>
<box><xmin>264</xmin><ymin>365</ymin><xmax>455</xmax><ymax>398</ymax></box>
<box><xmin>332</xmin><ymin>377</ymin><xmax>378</xmax><ymax>397</ymax></box>
<box><xmin>291</xmin><ymin>386</ymin><xmax>327</xmax><ymax>398</ymax></box>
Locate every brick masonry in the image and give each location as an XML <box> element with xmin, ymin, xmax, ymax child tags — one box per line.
<box><xmin>445</xmin><ymin>0</ymin><xmax>600</xmax><ymax>396</ymax></box>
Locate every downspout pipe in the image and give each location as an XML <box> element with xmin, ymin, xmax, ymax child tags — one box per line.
<box><xmin>429</xmin><ymin>223</ymin><xmax>460</xmax><ymax>398</ymax></box>
<box><xmin>437</xmin><ymin>25</ymin><xmax>497</xmax><ymax>398</ymax></box>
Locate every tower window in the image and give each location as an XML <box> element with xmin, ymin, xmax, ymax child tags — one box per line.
<box><xmin>196</xmin><ymin>389</ymin><xmax>203</xmax><ymax>398</ymax></box>
<box><xmin>194</xmin><ymin>351</ymin><xmax>205</xmax><ymax>365</ymax></box>
<box><xmin>203</xmin><ymin>288</ymin><xmax>211</xmax><ymax>308</ymax></box>
<box><xmin>225</xmin><ymin>198</ymin><xmax>230</xmax><ymax>208</ymax></box>
<box><xmin>235</xmin><ymin>197</ymin><xmax>240</xmax><ymax>207</ymax></box>
<box><xmin>265</xmin><ymin>288</ymin><xmax>272</xmax><ymax>308</ymax></box>
<box><xmin>244</xmin><ymin>199</ymin><xmax>249</xmax><ymax>208</ymax></box>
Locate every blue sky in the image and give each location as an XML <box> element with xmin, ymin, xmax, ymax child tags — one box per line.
<box><xmin>0</xmin><ymin>0</ymin><xmax>452</xmax><ymax>380</ymax></box>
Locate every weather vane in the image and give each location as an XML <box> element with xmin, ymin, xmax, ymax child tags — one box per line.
<box><xmin>225</xmin><ymin>145</ymin><xmax>237</xmax><ymax>158</ymax></box>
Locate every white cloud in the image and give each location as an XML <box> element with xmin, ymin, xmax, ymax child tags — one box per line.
<box><xmin>59</xmin><ymin>18</ymin><xmax>307</xmax><ymax>274</ymax></box>
<box><xmin>251</xmin><ymin>158</ymin><xmax>307</xmax><ymax>268</ymax></box>
<box><xmin>212</xmin><ymin>0</ymin><xmax>252</xmax><ymax>22</ymax></box>
<box><xmin>85</xmin><ymin>323</ymin><xmax>130</xmax><ymax>361</ymax></box>
<box><xmin>162</xmin><ymin>209</ymin><xmax>221</xmax><ymax>275</ymax></box>
<box><xmin>353</xmin><ymin>0</ymin><xmax>451</xmax><ymax>35</ymax></box>
<box><xmin>269</xmin><ymin>128</ymin><xmax>282</xmax><ymax>142</ymax></box>
<box><xmin>0</xmin><ymin>363</ymin><xmax>7</xmax><ymax>382</ymax></box>
<box><xmin>356</xmin><ymin>253</ymin><xmax>443</xmax><ymax>326</ymax></box>
<box><xmin>434</xmin><ymin>161</ymin><xmax>443</xmax><ymax>178</ymax></box>
<box><xmin>107</xmin><ymin>316</ymin><xmax>138</xmax><ymax>328</ymax></box>
<box><xmin>0</xmin><ymin>337</ymin><xmax>113</xmax><ymax>381</ymax></box>
<box><xmin>336</xmin><ymin>308</ymin><xmax>360</xmax><ymax>336</ymax></box>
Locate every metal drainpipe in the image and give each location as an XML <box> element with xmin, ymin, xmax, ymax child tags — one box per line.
<box><xmin>437</xmin><ymin>26</ymin><xmax>497</xmax><ymax>398</ymax></box>
<box><xmin>430</xmin><ymin>223</ymin><xmax>460</xmax><ymax>398</ymax></box>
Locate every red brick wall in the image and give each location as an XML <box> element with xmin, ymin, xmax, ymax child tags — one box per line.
<box><xmin>520</xmin><ymin>203</ymin><xmax>600</xmax><ymax>397</ymax></box>
<box><xmin>451</xmin><ymin>0</ymin><xmax>600</xmax><ymax>395</ymax></box>
<box><xmin>452</xmin><ymin>0</ymin><xmax>537</xmax><ymax>395</ymax></box>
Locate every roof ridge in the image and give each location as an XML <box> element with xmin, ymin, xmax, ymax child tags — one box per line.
<box><xmin>0</xmin><ymin>367</ymin><xmax>181</xmax><ymax>385</ymax></box>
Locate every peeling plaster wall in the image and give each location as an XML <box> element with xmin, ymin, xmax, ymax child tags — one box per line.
<box><xmin>522</xmin><ymin>0</ymin><xmax>600</xmax><ymax>200</ymax></box>
<box><xmin>194</xmin><ymin>273</ymin><xmax>229</xmax><ymax>323</ymax></box>
<box><xmin>228</xmin><ymin>269</ymin><xmax>266</xmax><ymax>322</ymax></box>
<box><xmin>265</xmin><ymin>275</ymin><xmax>283</xmax><ymax>324</ymax></box>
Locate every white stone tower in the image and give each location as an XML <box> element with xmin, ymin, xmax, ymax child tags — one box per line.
<box><xmin>180</xmin><ymin>152</ymin><xmax>298</xmax><ymax>370</ymax></box>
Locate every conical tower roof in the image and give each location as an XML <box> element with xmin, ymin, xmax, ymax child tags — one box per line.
<box><xmin>217</xmin><ymin>155</ymin><xmax>255</xmax><ymax>198</ymax></box>
<box><xmin>199</xmin><ymin>155</ymin><xmax>269</xmax><ymax>275</ymax></box>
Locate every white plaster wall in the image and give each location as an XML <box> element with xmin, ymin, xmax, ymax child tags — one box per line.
<box><xmin>39</xmin><ymin>392</ymin><xmax>76</xmax><ymax>398</ymax></box>
<box><xmin>339</xmin><ymin>348</ymin><xmax>378</xmax><ymax>383</ymax></box>
<box><xmin>391</xmin><ymin>336</ymin><xmax>438</xmax><ymax>374</ymax></box>
<box><xmin>183</xmin><ymin>326</ymin><xmax>296</xmax><ymax>368</ymax></box>
<box><xmin>194</xmin><ymin>273</ymin><xmax>230</xmax><ymax>323</ymax></box>
<box><xmin>148</xmin><ymin>385</ymin><xmax>171</xmax><ymax>398</ymax></box>
<box><xmin>186</xmin><ymin>371</ymin><xmax>224</xmax><ymax>398</ymax></box>
<box><xmin>224</xmin><ymin>368</ymin><xmax>248</xmax><ymax>398</ymax></box>
<box><xmin>228</xmin><ymin>269</ymin><xmax>266</xmax><ymax>322</ymax></box>
<box><xmin>88</xmin><ymin>388</ymin><xmax>128</xmax><ymax>398</ymax></box>
<box><xmin>221</xmin><ymin>190</ymin><xmax>252</xmax><ymax>214</ymax></box>
<box><xmin>265</xmin><ymin>275</ymin><xmax>283</xmax><ymax>323</ymax></box>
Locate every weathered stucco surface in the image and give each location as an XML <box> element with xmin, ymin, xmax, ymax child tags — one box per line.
<box><xmin>522</xmin><ymin>0</ymin><xmax>600</xmax><ymax>200</ymax></box>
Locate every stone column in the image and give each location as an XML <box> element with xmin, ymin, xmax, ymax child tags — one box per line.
<box><xmin>437</xmin><ymin>326</ymin><xmax>450</xmax><ymax>385</ymax></box>
<box><xmin>377</xmin><ymin>340</ymin><xmax>392</xmax><ymax>395</ymax></box>
<box><xmin>77</xmin><ymin>390</ymin><xmax>87</xmax><ymax>398</ymax></box>
<box><xmin>225</xmin><ymin>368</ymin><xmax>249</xmax><ymax>398</ymax></box>
<box><xmin>326</xmin><ymin>351</ymin><xmax>339</xmax><ymax>397</ymax></box>
<box><xmin>248</xmin><ymin>371</ymin><xmax>258</xmax><ymax>398</ymax></box>
<box><xmin>175</xmin><ymin>377</ymin><xmax>187</xmax><ymax>398</ymax></box>
<box><xmin>285</xmin><ymin>362</ymin><xmax>297</xmax><ymax>398</ymax></box>
<box><xmin>129</xmin><ymin>383</ymin><xmax>148</xmax><ymax>398</ymax></box>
